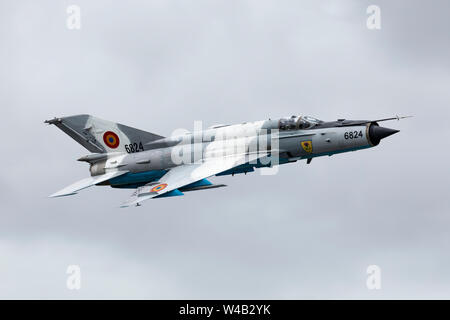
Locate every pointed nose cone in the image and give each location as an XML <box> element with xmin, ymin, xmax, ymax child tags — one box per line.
<box><xmin>369</xmin><ymin>125</ymin><xmax>399</xmax><ymax>145</ymax></box>
<box><xmin>373</xmin><ymin>126</ymin><xmax>400</xmax><ymax>139</ymax></box>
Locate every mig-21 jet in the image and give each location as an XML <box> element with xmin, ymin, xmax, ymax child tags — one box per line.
<box><xmin>45</xmin><ymin>114</ymin><xmax>408</xmax><ymax>207</ymax></box>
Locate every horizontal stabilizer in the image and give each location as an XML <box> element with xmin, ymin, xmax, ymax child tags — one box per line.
<box><xmin>49</xmin><ymin>170</ymin><xmax>128</xmax><ymax>198</ymax></box>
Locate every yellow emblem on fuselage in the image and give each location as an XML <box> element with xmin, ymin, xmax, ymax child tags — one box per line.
<box><xmin>301</xmin><ymin>140</ymin><xmax>313</xmax><ymax>153</ymax></box>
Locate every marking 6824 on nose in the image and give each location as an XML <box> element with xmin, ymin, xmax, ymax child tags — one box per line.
<box><xmin>344</xmin><ymin>130</ymin><xmax>363</xmax><ymax>139</ymax></box>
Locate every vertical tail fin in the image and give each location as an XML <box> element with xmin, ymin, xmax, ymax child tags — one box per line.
<box><xmin>45</xmin><ymin>114</ymin><xmax>164</xmax><ymax>153</ymax></box>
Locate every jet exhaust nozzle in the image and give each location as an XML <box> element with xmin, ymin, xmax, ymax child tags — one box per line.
<box><xmin>368</xmin><ymin>124</ymin><xmax>399</xmax><ymax>146</ymax></box>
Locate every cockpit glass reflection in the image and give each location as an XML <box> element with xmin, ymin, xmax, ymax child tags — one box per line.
<box><xmin>278</xmin><ymin>115</ymin><xmax>323</xmax><ymax>130</ymax></box>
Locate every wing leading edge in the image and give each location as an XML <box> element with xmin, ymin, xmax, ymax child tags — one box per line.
<box><xmin>120</xmin><ymin>153</ymin><xmax>268</xmax><ymax>207</ymax></box>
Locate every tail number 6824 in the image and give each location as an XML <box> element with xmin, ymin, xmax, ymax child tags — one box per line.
<box><xmin>125</xmin><ymin>142</ymin><xmax>144</xmax><ymax>153</ymax></box>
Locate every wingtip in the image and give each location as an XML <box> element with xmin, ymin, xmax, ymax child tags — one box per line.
<box><xmin>48</xmin><ymin>192</ymin><xmax>77</xmax><ymax>198</ymax></box>
<box><xmin>119</xmin><ymin>202</ymin><xmax>141</xmax><ymax>208</ymax></box>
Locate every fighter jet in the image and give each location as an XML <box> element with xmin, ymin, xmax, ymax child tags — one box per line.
<box><xmin>45</xmin><ymin>114</ymin><xmax>408</xmax><ymax>207</ymax></box>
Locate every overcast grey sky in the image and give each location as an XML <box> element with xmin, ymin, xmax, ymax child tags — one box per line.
<box><xmin>1</xmin><ymin>0</ymin><xmax>449</xmax><ymax>299</ymax></box>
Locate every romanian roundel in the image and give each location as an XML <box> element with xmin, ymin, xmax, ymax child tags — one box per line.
<box><xmin>151</xmin><ymin>184</ymin><xmax>168</xmax><ymax>193</ymax></box>
<box><xmin>103</xmin><ymin>131</ymin><xmax>120</xmax><ymax>149</ymax></box>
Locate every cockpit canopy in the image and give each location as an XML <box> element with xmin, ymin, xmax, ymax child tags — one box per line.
<box><xmin>278</xmin><ymin>115</ymin><xmax>323</xmax><ymax>131</ymax></box>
